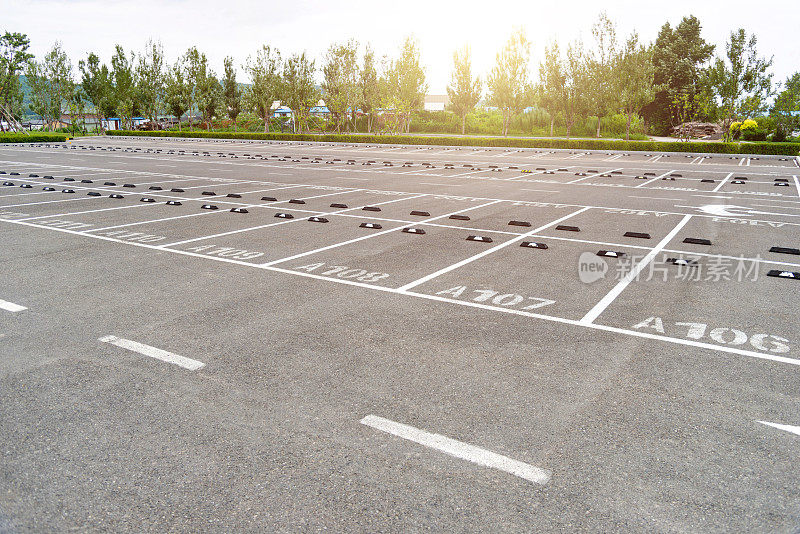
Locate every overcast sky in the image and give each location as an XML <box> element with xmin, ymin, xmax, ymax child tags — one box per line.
<box><xmin>4</xmin><ymin>0</ymin><xmax>798</xmax><ymax>94</ymax></box>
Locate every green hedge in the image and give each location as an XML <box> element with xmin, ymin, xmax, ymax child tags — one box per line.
<box><xmin>0</xmin><ymin>132</ymin><xmax>70</xmax><ymax>143</ymax></box>
<box><xmin>106</xmin><ymin>130</ymin><xmax>800</xmax><ymax>156</ymax></box>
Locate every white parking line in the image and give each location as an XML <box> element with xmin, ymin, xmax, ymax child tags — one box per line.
<box><xmin>448</xmin><ymin>168</ymin><xmax>491</xmax><ymax>178</ymax></box>
<box><xmin>160</xmin><ymin>191</ymin><xmax>424</xmax><ymax>249</ymax></box>
<box><xmin>85</xmin><ymin>184</ymin><xmax>306</xmax><ymax>232</ymax></box>
<box><xmin>794</xmin><ymin>176</ymin><xmax>800</xmax><ymax>197</ymax></box>
<box><xmin>634</xmin><ymin>169</ymin><xmax>676</xmax><ymax>188</ymax></box>
<box><xmin>711</xmin><ymin>172</ymin><xmax>734</xmax><ymax>193</ymax></box>
<box><xmin>629</xmin><ymin>195</ymin><xmax>686</xmax><ymax>201</ymax></box>
<box><xmin>0</xmin><ymin>196</ymin><xmax>97</xmax><ymax>209</ymax></box>
<box><xmin>360</xmin><ymin>414</ymin><xmax>550</xmax><ymax>485</ymax></box>
<box><xmin>398</xmin><ymin>207</ymin><xmax>590</xmax><ymax>291</ymax></box>
<box><xmin>17</xmin><ymin>202</ymin><xmax>164</xmax><ymax>221</ymax></box>
<box><xmin>0</xmin><ymin>299</ymin><xmax>27</xmax><ymax>312</ymax></box>
<box><xmin>260</xmin><ymin>199</ymin><xmax>502</xmax><ymax>267</ymax></box>
<box><xmin>566</xmin><ymin>168</ymin><xmax>624</xmax><ymax>185</ymax></box>
<box><xmin>580</xmin><ymin>214</ymin><xmax>693</xmax><ymax>324</ymax></box>
<box><xmin>99</xmin><ymin>335</ymin><xmax>205</xmax><ymax>370</ymax></box>
<box><xmin>397</xmin><ymin>289</ymin><xmax>800</xmax><ymax>366</ymax></box>
<box><xmin>758</xmin><ymin>420</ymin><xmax>800</xmax><ymax>437</ymax></box>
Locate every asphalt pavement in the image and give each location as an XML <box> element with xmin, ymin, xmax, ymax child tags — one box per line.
<box><xmin>1</xmin><ymin>136</ymin><xmax>799</xmax><ymax>532</ymax></box>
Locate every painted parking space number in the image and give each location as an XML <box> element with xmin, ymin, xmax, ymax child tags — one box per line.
<box><xmin>633</xmin><ymin>317</ymin><xmax>790</xmax><ymax>353</ymax></box>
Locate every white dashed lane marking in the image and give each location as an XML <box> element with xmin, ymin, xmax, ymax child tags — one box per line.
<box><xmin>99</xmin><ymin>335</ymin><xmax>205</xmax><ymax>371</ymax></box>
<box><xmin>758</xmin><ymin>420</ymin><xmax>800</xmax><ymax>438</ymax></box>
<box><xmin>361</xmin><ymin>414</ymin><xmax>551</xmax><ymax>485</ymax></box>
<box><xmin>0</xmin><ymin>299</ymin><xmax>27</xmax><ymax>312</ymax></box>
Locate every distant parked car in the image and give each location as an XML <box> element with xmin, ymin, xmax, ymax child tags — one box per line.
<box><xmin>137</xmin><ymin>121</ymin><xmax>166</xmax><ymax>131</ymax></box>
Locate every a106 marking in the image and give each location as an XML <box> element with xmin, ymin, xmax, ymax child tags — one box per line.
<box><xmin>633</xmin><ymin>317</ymin><xmax>790</xmax><ymax>354</ymax></box>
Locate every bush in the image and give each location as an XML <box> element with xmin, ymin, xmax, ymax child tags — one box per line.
<box><xmin>729</xmin><ymin>121</ymin><xmax>742</xmax><ymax>140</ymax></box>
<box><xmin>741</xmin><ymin>128</ymin><xmax>767</xmax><ymax>141</ymax></box>
<box><xmin>0</xmin><ymin>132</ymin><xmax>70</xmax><ymax>143</ymax></box>
<box><xmin>739</xmin><ymin>119</ymin><xmax>766</xmax><ymax>141</ymax></box>
<box><xmin>740</xmin><ymin>118</ymin><xmax>758</xmax><ymax>134</ymax></box>
<box><xmin>755</xmin><ymin>116</ymin><xmax>777</xmax><ymax>132</ymax></box>
<box><xmin>105</xmin><ymin>130</ymin><xmax>800</xmax><ymax>156</ymax></box>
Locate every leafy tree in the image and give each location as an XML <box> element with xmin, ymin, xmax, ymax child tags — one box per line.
<box><xmin>197</xmin><ymin>70</ymin><xmax>222</xmax><ymax>130</ymax></box>
<box><xmin>135</xmin><ymin>40</ymin><xmax>165</xmax><ymax>122</ymax></box>
<box><xmin>359</xmin><ymin>45</ymin><xmax>380</xmax><ymax>133</ymax></box>
<box><xmin>384</xmin><ymin>37</ymin><xmax>427</xmax><ymax>133</ymax></box>
<box><xmin>164</xmin><ymin>62</ymin><xmax>189</xmax><ymax>131</ymax></box>
<box><xmin>245</xmin><ymin>45</ymin><xmax>282</xmax><ymax>132</ymax></box>
<box><xmin>377</xmin><ymin>59</ymin><xmax>399</xmax><ymax>134</ymax></box>
<box><xmin>537</xmin><ymin>41</ymin><xmax>564</xmax><ymax>137</ymax></box>
<box><xmin>111</xmin><ymin>45</ymin><xmax>136</xmax><ymax>128</ymax></box>
<box><xmin>671</xmin><ymin>82</ymin><xmax>714</xmax><ymax>141</ymax></box>
<box><xmin>222</xmin><ymin>56</ymin><xmax>241</xmax><ymax>130</ymax></box>
<box><xmin>709</xmin><ymin>29</ymin><xmax>773</xmax><ymax>140</ymax></box>
<box><xmin>26</xmin><ymin>42</ymin><xmax>74</xmax><ymax>129</ymax></box>
<box><xmin>586</xmin><ymin>13</ymin><xmax>618</xmax><ymax>137</ymax></box>
<box><xmin>487</xmin><ymin>29</ymin><xmax>531</xmax><ymax>136</ymax></box>
<box><xmin>182</xmin><ymin>47</ymin><xmax>219</xmax><ymax>130</ymax></box>
<box><xmin>644</xmin><ymin>15</ymin><xmax>715</xmax><ymax>135</ymax></box>
<box><xmin>560</xmin><ymin>41</ymin><xmax>588</xmax><ymax>139</ymax></box>
<box><xmin>183</xmin><ymin>47</ymin><xmax>208</xmax><ymax>128</ymax></box>
<box><xmin>282</xmin><ymin>51</ymin><xmax>318</xmax><ymax>134</ymax></box>
<box><xmin>446</xmin><ymin>44</ymin><xmax>481</xmax><ymax>135</ymax></box>
<box><xmin>771</xmin><ymin>72</ymin><xmax>800</xmax><ymax>138</ymax></box>
<box><xmin>0</xmin><ymin>32</ymin><xmax>33</xmax><ymax>128</ymax></box>
<box><xmin>615</xmin><ymin>32</ymin><xmax>656</xmax><ymax>140</ymax></box>
<box><xmin>79</xmin><ymin>53</ymin><xmax>113</xmax><ymax>132</ymax></box>
<box><xmin>323</xmin><ymin>39</ymin><xmax>360</xmax><ymax>133</ymax></box>
<box><xmin>67</xmin><ymin>87</ymin><xmax>87</xmax><ymax>136</ymax></box>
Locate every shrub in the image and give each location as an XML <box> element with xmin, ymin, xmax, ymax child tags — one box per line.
<box><xmin>740</xmin><ymin>119</ymin><xmax>758</xmax><ymax>133</ymax></box>
<box><xmin>105</xmin><ymin>130</ymin><xmax>800</xmax><ymax>156</ymax></box>
<box><xmin>741</xmin><ymin>128</ymin><xmax>767</xmax><ymax>141</ymax></box>
<box><xmin>739</xmin><ymin>118</ymin><xmax>765</xmax><ymax>141</ymax></box>
<box><xmin>729</xmin><ymin>121</ymin><xmax>742</xmax><ymax>140</ymax></box>
<box><xmin>0</xmin><ymin>132</ymin><xmax>70</xmax><ymax>143</ymax></box>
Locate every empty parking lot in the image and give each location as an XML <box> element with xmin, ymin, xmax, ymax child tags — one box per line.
<box><xmin>1</xmin><ymin>136</ymin><xmax>799</xmax><ymax>531</ymax></box>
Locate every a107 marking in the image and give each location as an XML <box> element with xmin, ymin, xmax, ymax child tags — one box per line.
<box><xmin>434</xmin><ymin>285</ymin><xmax>555</xmax><ymax>310</ymax></box>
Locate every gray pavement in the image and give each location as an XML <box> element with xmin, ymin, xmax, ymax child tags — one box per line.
<box><xmin>1</xmin><ymin>136</ymin><xmax>799</xmax><ymax>532</ymax></box>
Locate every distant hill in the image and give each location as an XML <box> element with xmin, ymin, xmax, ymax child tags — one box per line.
<box><xmin>19</xmin><ymin>75</ymin><xmax>34</xmax><ymax>118</ymax></box>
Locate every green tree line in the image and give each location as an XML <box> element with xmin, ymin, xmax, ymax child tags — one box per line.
<box><xmin>0</xmin><ymin>14</ymin><xmax>798</xmax><ymax>141</ymax></box>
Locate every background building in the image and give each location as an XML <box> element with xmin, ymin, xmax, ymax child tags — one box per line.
<box><xmin>423</xmin><ymin>94</ymin><xmax>450</xmax><ymax>112</ymax></box>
